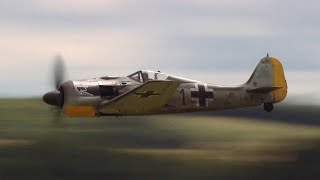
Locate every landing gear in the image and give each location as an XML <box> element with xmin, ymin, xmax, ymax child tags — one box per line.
<box><xmin>264</xmin><ymin>102</ymin><xmax>274</xmax><ymax>112</ymax></box>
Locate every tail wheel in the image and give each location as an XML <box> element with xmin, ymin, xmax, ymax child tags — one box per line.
<box><xmin>264</xmin><ymin>102</ymin><xmax>274</xmax><ymax>112</ymax></box>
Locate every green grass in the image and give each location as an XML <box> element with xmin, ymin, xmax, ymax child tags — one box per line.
<box><xmin>0</xmin><ymin>99</ymin><xmax>320</xmax><ymax>179</ymax></box>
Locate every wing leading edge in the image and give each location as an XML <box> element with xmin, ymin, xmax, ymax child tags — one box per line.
<box><xmin>98</xmin><ymin>80</ymin><xmax>180</xmax><ymax>115</ymax></box>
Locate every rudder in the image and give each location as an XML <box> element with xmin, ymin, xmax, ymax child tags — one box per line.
<box><xmin>269</xmin><ymin>57</ymin><xmax>287</xmax><ymax>103</ymax></box>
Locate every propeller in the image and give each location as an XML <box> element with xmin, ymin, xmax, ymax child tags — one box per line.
<box><xmin>43</xmin><ymin>55</ymin><xmax>66</xmax><ymax>126</ymax></box>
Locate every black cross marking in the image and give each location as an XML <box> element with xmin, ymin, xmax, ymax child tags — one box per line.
<box><xmin>191</xmin><ymin>84</ymin><xmax>213</xmax><ymax>107</ymax></box>
<box><xmin>134</xmin><ymin>91</ymin><xmax>160</xmax><ymax>98</ymax></box>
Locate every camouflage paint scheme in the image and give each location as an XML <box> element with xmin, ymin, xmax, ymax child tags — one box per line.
<box><xmin>51</xmin><ymin>55</ymin><xmax>287</xmax><ymax>117</ymax></box>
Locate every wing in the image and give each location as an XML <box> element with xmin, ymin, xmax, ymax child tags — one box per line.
<box><xmin>98</xmin><ymin>80</ymin><xmax>180</xmax><ymax>115</ymax></box>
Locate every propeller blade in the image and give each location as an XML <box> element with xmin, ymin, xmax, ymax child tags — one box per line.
<box><xmin>51</xmin><ymin>106</ymin><xmax>66</xmax><ymax>127</ymax></box>
<box><xmin>53</xmin><ymin>55</ymin><xmax>65</xmax><ymax>90</ymax></box>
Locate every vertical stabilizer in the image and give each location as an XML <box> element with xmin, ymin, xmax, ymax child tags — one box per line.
<box><xmin>246</xmin><ymin>55</ymin><xmax>287</xmax><ymax>103</ymax></box>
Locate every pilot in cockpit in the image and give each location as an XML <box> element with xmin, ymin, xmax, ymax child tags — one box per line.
<box><xmin>142</xmin><ymin>72</ymin><xmax>149</xmax><ymax>82</ymax></box>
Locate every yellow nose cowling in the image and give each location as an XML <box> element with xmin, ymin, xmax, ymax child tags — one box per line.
<box><xmin>64</xmin><ymin>105</ymin><xmax>96</xmax><ymax>117</ymax></box>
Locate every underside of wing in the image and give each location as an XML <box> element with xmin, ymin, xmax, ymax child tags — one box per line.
<box><xmin>98</xmin><ymin>80</ymin><xmax>180</xmax><ymax>115</ymax></box>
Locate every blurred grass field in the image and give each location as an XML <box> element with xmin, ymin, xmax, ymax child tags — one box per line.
<box><xmin>0</xmin><ymin>99</ymin><xmax>320</xmax><ymax>179</ymax></box>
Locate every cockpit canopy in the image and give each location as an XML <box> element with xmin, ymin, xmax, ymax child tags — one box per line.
<box><xmin>128</xmin><ymin>70</ymin><xmax>200</xmax><ymax>83</ymax></box>
<box><xmin>127</xmin><ymin>70</ymin><xmax>169</xmax><ymax>83</ymax></box>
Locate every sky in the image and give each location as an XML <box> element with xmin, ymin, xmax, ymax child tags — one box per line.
<box><xmin>0</xmin><ymin>0</ymin><xmax>319</xmax><ymax>103</ymax></box>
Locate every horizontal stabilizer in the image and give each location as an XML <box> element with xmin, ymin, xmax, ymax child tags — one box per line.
<box><xmin>246</xmin><ymin>86</ymin><xmax>282</xmax><ymax>94</ymax></box>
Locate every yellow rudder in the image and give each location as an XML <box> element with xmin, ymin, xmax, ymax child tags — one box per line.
<box><xmin>269</xmin><ymin>58</ymin><xmax>288</xmax><ymax>103</ymax></box>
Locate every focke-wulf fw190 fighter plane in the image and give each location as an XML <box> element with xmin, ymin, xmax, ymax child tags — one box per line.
<box><xmin>43</xmin><ymin>54</ymin><xmax>287</xmax><ymax>117</ymax></box>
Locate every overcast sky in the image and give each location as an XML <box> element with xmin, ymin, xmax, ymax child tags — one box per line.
<box><xmin>0</xmin><ymin>0</ymin><xmax>319</xmax><ymax>103</ymax></box>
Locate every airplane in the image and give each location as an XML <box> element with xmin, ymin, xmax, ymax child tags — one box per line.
<box><xmin>43</xmin><ymin>54</ymin><xmax>287</xmax><ymax>117</ymax></box>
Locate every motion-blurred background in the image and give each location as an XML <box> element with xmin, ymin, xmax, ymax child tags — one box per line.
<box><xmin>0</xmin><ymin>0</ymin><xmax>319</xmax><ymax>179</ymax></box>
